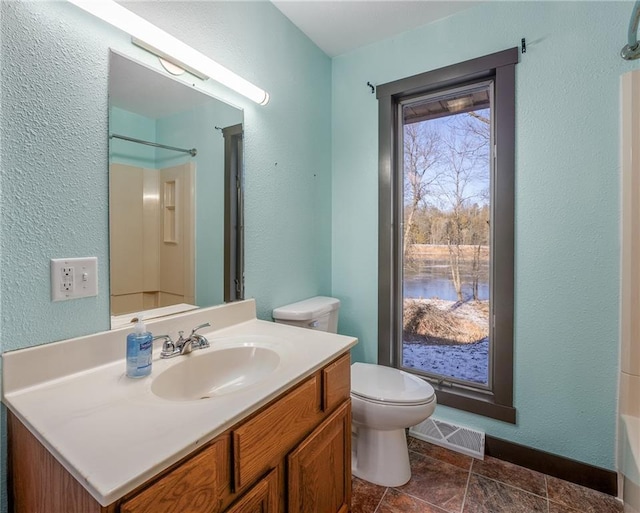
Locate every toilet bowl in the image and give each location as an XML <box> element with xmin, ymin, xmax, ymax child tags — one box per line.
<box><xmin>351</xmin><ymin>362</ymin><xmax>436</xmax><ymax>486</ymax></box>
<box><xmin>272</xmin><ymin>296</ymin><xmax>436</xmax><ymax>487</ymax></box>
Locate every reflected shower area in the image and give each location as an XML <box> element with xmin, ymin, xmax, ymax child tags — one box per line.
<box><xmin>108</xmin><ymin>51</ymin><xmax>244</xmax><ymax>327</ymax></box>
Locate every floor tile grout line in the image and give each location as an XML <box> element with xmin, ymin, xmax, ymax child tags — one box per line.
<box><xmin>545</xmin><ymin>482</ymin><xmax>621</xmax><ymax>513</ymax></box>
<box><xmin>470</xmin><ymin>470</ymin><xmax>549</xmax><ymax>500</ymax></box>
<box><xmin>409</xmin><ymin>439</ymin><xmax>475</xmax><ymax>469</ymax></box>
<box><xmin>408</xmin><ymin>447</ymin><xmax>474</xmax><ymax>473</ymax></box>
<box><xmin>459</xmin><ymin>462</ymin><xmax>474</xmax><ymax>513</ymax></box>
<box><xmin>372</xmin><ymin>486</ymin><xmax>389</xmax><ymax>513</ymax></box>
<box><xmin>545</xmin><ymin>475</ymin><xmax>550</xmax><ymax>513</ymax></box>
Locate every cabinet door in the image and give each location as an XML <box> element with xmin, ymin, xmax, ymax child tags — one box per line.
<box><xmin>224</xmin><ymin>468</ymin><xmax>278</xmax><ymax>513</ymax></box>
<box><xmin>287</xmin><ymin>401</ymin><xmax>351</xmax><ymax>513</ymax></box>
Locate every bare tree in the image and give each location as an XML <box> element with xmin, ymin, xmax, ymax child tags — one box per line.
<box><xmin>469</xmin><ymin>204</ymin><xmax>489</xmax><ymax>300</ymax></box>
<box><xmin>403</xmin><ymin>123</ymin><xmax>441</xmax><ymax>262</ymax></box>
<box><xmin>435</xmin><ymin>117</ymin><xmax>489</xmax><ymax>301</ymax></box>
<box><xmin>447</xmin><ymin>111</ymin><xmax>491</xmax><ymax>300</ymax></box>
<box><xmin>463</xmin><ymin>112</ymin><xmax>490</xmax><ymax>300</ymax></box>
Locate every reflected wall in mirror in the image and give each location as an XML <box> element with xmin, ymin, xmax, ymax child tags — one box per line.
<box><xmin>108</xmin><ymin>51</ymin><xmax>244</xmax><ymax>328</ymax></box>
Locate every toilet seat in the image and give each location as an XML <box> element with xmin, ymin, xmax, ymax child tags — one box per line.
<box><xmin>351</xmin><ymin>392</ymin><xmax>435</xmax><ymax>407</ymax></box>
<box><xmin>351</xmin><ymin>363</ymin><xmax>435</xmax><ymax>406</ymax></box>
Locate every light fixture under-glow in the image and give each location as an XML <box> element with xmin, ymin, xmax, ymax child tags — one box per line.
<box><xmin>67</xmin><ymin>0</ymin><xmax>270</xmax><ymax>105</ymax></box>
<box><xmin>446</xmin><ymin>96</ymin><xmax>473</xmax><ymax>112</ymax></box>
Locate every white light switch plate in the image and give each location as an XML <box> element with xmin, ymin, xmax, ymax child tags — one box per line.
<box><xmin>51</xmin><ymin>257</ymin><xmax>98</xmax><ymax>301</ymax></box>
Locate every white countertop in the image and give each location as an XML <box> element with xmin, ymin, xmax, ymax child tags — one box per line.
<box><xmin>110</xmin><ymin>303</ymin><xmax>199</xmax><ymax>329</ymax></box>
<box><xmin>2</xmin><ymin>300</ymin><xmax>357</xmax><ymax>506</ymax></box>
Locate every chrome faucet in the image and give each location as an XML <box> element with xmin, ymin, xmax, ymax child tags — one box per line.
<box><xmin>156</xmin><ymin>322</ymin><xmax>211</xmax><ymax>359</ymax></box>
<box><xmin>176</xmin><ymin>331</ymin><xmax>193</xmax><ymax>355</ymax></box>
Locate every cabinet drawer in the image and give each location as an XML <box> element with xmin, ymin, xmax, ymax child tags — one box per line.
<box><xmin>233</xmin><ymin>374</ymin><xmax>322</xmax><ymax>490</ymax></box>
<box><xmin>120</xmin><ymin>438</ymin><xmax>226</xmax><ymax>513</ymax></box>
<box><xmin>323</xmin><ymin>352</ymin><xmax>351</xmax><ymax>412</ymax></box>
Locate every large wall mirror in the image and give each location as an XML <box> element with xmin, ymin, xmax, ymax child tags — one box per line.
<box><xmin>108</xmin><ymin>51</ymin><xmax>244</xmax><ymax>328</ymax></box>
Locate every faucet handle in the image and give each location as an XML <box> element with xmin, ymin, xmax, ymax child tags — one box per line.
<box><xmin>190</xmin><ymin>323</ymin><xmax>211</xmax><ymax>350</ymax></box>
<box><xmin>190</xmin><ymin>322</ymin><xmax>211</xmax><ymax>336</ymax></box>
<box><xmin>154</xmin><ymin>335</ymin><xmax>175</xmax><ymax>357</ymax></box>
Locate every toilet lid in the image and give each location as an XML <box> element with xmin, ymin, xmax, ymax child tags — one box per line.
<box><xmin>351</xmin><ymin>363</ymin><xmax>435</xmax><ymax>405</ymax></box>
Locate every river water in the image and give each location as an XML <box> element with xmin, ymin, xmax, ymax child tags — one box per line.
<box><xmin>403</xmin><ymin>257</ymin><xmax>489</xmax><ymax>301</ymax></box>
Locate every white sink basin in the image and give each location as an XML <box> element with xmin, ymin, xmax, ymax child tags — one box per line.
<box><xmin>151</xmin><ymin>345</ymin><xmax>280</xmax><ymax>401</ymax></box>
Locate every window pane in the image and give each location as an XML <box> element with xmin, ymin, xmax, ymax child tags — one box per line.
<box><xmin>401</xmin><ymin>84</ymin><xmax>491</xmax><ymax>387</ymax></box>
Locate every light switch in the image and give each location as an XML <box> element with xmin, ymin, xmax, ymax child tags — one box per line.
<box><xmin>51</xmin><ymin>257</ymin><xmax>98</xmax><ymax>301</ymax></box>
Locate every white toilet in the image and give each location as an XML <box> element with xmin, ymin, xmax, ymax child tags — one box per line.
<box><xmin>273</xmin><ymin>296</ymin><xmax>436</xmax><ymax>487</ymax></box>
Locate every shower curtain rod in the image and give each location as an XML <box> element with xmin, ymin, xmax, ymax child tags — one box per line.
<box><xmin>110</xmin><ymin>133</ymin><xmax>197</xmax><ymax>157</ymax></box>
<box><xmin>622</xmin><ymin>0</ymin><xmax>640</xmax><ymax>60</ymax></box>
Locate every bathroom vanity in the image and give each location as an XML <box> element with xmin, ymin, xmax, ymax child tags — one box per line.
<box><xmin>3</xmin><ymin>300</ymin><xmax>356</xmax><ymax>513</ymax></box>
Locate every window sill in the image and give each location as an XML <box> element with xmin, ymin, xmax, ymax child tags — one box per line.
<box><xmin>434</xmin><ymin>386</ymin><xmax>516</xmax><ymax>424</ymax></box>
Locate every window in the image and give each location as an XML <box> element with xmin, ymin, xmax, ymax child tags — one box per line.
<box><xmin>377</xmin><ymin>48</ymin><xmax>518</xmax><ymax>423</ymax></box>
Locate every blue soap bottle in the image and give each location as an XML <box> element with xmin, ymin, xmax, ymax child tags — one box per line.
<box><xmin>126</xmin><ymin>315</ymin><xmax>153</xmax><ymax>378</ymax></box>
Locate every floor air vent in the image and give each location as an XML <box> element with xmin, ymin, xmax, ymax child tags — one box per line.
<box><xmin>409</xmin><ymin>418</ymin><xmax>485</xmax><ymax>460</ymax></box>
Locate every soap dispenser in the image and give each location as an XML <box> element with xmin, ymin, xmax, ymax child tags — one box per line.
<box><xmin>126</xmin><ymin>315</ymin><xmax>153</xmax><ymax>378</ymax></box>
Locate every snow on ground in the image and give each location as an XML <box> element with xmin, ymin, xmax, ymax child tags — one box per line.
<box><xmin>402</xmin><ymin>298</ymin><xmax>489</xmax><ymax>384</ymax></box>
<box><xmin>426</xmin><ymin>298</ymin><xmax>489</xmax><ymax>326</ymax></box>
<box><xmin>403</xmin><ymin>338</ymin><xmax>488</xmax><ymax>384</ymax></box>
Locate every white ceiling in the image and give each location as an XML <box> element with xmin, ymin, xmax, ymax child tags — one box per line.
<box><xmin>270</xmin><ymin>1</ymin><xmax>479</xmax><ymax>57</ymax></box>
<box><xmin>110</xmin><ymin>2</ymin><xmax>481</xmax><ymax>116</ymax></box>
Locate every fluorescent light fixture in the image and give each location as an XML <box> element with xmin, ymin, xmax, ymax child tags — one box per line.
<box><xmin>67</xmin><ymin>0</ymin><xmax>270</xmax><ymax>105</ymax></box>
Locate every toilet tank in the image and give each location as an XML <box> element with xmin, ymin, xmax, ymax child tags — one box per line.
<box><xmin>272</xmin><ymin>296</ymin><xmax>340</xmax><ymax>333</ymax></box>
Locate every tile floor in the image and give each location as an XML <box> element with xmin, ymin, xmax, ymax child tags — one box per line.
<box><xmin>352</xmin><ymin>437</ymin><xmax>623</xmax><ymax>513</ymax></box>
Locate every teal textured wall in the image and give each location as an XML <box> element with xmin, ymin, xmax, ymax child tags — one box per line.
<box><xmin>0</xmin><ymin>1</ymin><xmax>331</xmax><ymax>509</ymax></box>
<box><xmin>122</xmin><ymin>0</ymin><xmax>334</xmax><ymax>317</ymax></box>
<box><xmin>109</xmin><ymin>107</ymin><xmax>156</xmax><ymax>168</ymax></box>
<box><xmin>332</xmin><ymin>1</ymin><xmax>639</xmax><ymax>471</ymax></box>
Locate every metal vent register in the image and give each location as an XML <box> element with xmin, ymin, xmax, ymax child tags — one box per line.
<box><xmin>410</xmin><ymin>418</ymin><xmax>485</xmax><ymax>459</ymax></box>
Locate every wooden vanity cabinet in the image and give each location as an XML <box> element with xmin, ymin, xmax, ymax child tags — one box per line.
<box><xmin>8</xmin><ymin>352</ymin><xmax>351</xmax><ymax>513</ymax></box>
<box><xmin>7</xmin><ymin>412</ymin><xmax>117</xmax><ymax>513</ymax></box>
